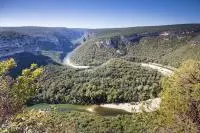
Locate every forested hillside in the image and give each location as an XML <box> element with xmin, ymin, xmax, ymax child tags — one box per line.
<box><xmin>30</xmin><ymin>59</ymin><xmax>162</xmax><ymax>104</ymax></box>
<box><xmin>71</xmin><ymin>24</ymin><xmax>200</xmax><ymax>67</ymax></box>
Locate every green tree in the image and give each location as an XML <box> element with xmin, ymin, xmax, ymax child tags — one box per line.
<box><xmin>0</xmin><ymin>59</ymin><xmax>43</xmax><ymax>125</ymax></box>
<box><xmin>0</xmin><ymin>59</ymin><xmax>16</xmax><ymax>125</ymax></box>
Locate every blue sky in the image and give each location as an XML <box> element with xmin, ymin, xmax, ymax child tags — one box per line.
<box><xmin>0</xmin><ymin>0</ymin><xmax>200</xmax><ymax>28</ymax></box>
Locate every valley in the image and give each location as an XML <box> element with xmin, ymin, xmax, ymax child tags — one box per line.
<box><xmin>1</xmin><ymin>24</ymin><xmax>200</xmax><ymax>132</ymax></box>
<box><xmin>0</xmin><ymin>24</ymin><xmax>198</xmax><ymax>110</ymax></box>
<box><xmin>0</xmin><ymin>27</ymin><xmax>86</xmax><ymax>63</ymax></box>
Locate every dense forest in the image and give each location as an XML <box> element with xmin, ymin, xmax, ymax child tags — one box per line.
<box><xmin>30</xmin><ymin>59</ymin><xmax>162</xmax><ymax>104</ymax></box>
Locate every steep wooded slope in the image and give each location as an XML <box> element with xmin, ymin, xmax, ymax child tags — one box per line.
<box><xmin>71</xmin><ymin>24</ymin><xmax>200</xmax><ymax>67</ymax></box>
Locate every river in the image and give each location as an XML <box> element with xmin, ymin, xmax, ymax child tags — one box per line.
<box><xmin>29</xmin><ymin>103</ymin><xmax>131</xmax><ymax>116</ymax></box>
<box><xmin>31</xmin><ymin>40</ymin><xmax>174</xmax><ymax>116</ymax></box>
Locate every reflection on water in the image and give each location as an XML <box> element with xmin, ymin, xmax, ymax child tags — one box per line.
<box><xmin>29</xmin><ymin>104</ymin><xmax>131</xmax><ymax>116</ymax></box>
<box><xmin>88</xmin><ymin>106</ymin><xmax>132</xmax><ymax>116</ymax></box>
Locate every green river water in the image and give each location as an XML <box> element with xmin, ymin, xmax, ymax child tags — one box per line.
<box><xmin>29</xmin><ymin>104</ymin><xmax>131</xmax><ymax>116</ymax></box>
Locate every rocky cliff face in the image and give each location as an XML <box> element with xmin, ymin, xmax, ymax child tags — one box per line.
<box><xmin>93</xmin><ymin>30</ymin><xmax>200</xmax><ymax>51</ymax></box>
<box><xmin>94</xmin><ymin>32</ymin><xmax>160</xmax><ymax>55</ymax></box>
<box><xmin>0</xmin><ymin>27</ymin><xmax>86</xmax><ymax>59</ymax></box>
<box><xmin>0</xmin><ymin>31</ymin><xmax>35</xmax><ymax>57</ymax></box>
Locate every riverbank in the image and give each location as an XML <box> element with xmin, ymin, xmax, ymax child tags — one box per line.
<box><xmin>100</xmin><ymin>98</ymin><xmax>161</xmax><ymax>113</ymax></box>
<box><xmin>63</xmin><ymin>55</ymin><xmax>90</xmax><ymax>69</ymax></box>
<box><xmin>141</xmin><ymin>63</ymin><xmax>174</xmax><ymax>76</ymax></box>
<box><xmin>63</xmin><ymin>42</ymin><xmax>91</xmax><ymax>69</ymax></box>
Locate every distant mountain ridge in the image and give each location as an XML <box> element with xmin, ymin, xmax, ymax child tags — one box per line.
<box><xmin>1</xmin><ymin>24</ymin><xmax>200</xmax><ymax>67</ymax></box>
<box><xmin>0</xmin><ymin>27</ymin><xmax>87</xmax><ymax>62</ymax></box>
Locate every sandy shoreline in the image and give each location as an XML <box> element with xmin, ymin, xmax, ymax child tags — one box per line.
<box><xmin>141</xmin><ymin>63</ymin><xmax>173</xmax><ymax>76</ymax></box>
<box><xmin>100</xmin><ymin>98</ymin><xmax>161</xmax><ymax>113</ymax></box>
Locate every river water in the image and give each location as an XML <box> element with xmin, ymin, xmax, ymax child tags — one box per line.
<box><xmin>30</xmin><ymin>104</ymin><xmax>131</xmax><ymax>116</ymax></box>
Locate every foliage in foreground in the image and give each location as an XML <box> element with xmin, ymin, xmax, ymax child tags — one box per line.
<box><xmin>157</xmin><ymin>60</ymin><xmax>200</xmax><ymax>132</ymax></box>
<box><xmin>0</xmin><ymin>59</ymin><xmax>43</xmax><ymax>127</ymax></box>
<box><xmin>3</xmin><ymin>110</ymin><xmax>76</xmax><ymax>133</ymax></box>
<box><xmin>4</xmin><ymin>109</ymin><xmax>157</xmax><ymax>133</ymax></box>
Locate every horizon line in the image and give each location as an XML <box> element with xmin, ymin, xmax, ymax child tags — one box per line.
<box><xmin>0</xmin><ymin>23</ymin><xmax>200</xmax><ymax>29</ymax></box>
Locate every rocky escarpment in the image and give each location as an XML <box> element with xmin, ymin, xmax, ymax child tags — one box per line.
<box><xmin>94</xmin><ymin>32</ymin><xmax>160</xmax><ymax>55</ymax></box>
<box><xmin>94</xmin><ymin>30</ymin><xmax>197</xmax><ymax>51</ymax></box>
<box><xmin>0</xmin><ymin>27</ymin><xmax>86</xmax><ymax>60</ymax></box>
<box><xmin>0</xmin><ymin>31</ymin><xmax>37</xmax><ymax>57</ymax></box>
